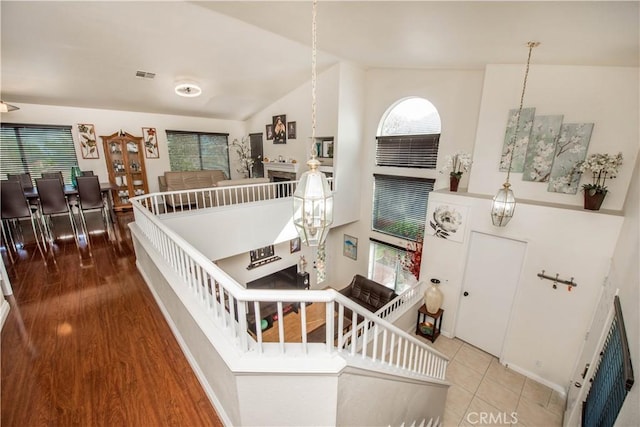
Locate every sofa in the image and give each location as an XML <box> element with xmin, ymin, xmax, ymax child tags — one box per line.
<box><xmin>158</xmin><ymin>170</ymin><xmax>227</xmax><ymax>193</ymax></box>
<box><xmin>158</xmin><ymin>170</ymin><xmax>270</xmax><ymax>208</ymax></box>
<box><xmin>338</xmin><ymin>274</ymin><xmax>397</xmax><ymax>322</ymax></box>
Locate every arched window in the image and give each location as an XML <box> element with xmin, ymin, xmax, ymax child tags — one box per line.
<box><xmin>379</xmin><ymin>97</ymin><xmax>441</xmax><ymax>136</ymax></box>
<box><xmin>369</xmin><ymin>97</ymin><xmax>440</xmax><ymax>291</ymax></box>
<box><xmin>376</xmin><ymin>97</ymin><xmax>441</xmax><ymax>168</ymax></box>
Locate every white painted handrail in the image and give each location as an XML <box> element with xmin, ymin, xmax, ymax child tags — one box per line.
<box><xmin>131</xmin><ymin>182</ymin><xmax>448</xmax><ymax>381</ymax></box>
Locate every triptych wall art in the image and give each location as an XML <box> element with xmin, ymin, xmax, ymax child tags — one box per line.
<box><xmin>500</xmin><ymin>109</ymin><xmax>593</xmax><ymax>195</ymax></box>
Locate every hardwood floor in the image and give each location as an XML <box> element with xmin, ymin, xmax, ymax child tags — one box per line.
<box><xmin>1</xmin><ymin>212</ymin><xmax>223</xmax><ymax>426</ymax></box>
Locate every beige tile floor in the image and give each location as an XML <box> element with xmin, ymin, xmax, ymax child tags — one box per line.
<box><xmin>423</xmin><ymin>335</ymin><xmax>566</xmax><ymax>427</ymax></box>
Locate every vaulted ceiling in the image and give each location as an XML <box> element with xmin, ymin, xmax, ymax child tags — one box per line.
<box><xmin>1</xmin><ymin>1</ymin><xmax>637</xmax><ymax>121</ymax></box>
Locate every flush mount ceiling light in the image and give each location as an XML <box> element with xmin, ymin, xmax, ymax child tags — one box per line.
<box><xmin>491</xmin><ymin>41</ymin><xmax>539</xmax><ymax>227</ymax></box>
<box><xmin>174</xmin><ymin>82</ymin><xmax>202</xmax><ymax>98</ymax></box>
<box><xmin>292</xmin><ymin>0</ymin><xmax>334</xmax><ymax>247</ymax></box>
<box><xmin>0</xmin><ymin>101</ymin><xmax>19</xmax><ymax>112</ymax></box>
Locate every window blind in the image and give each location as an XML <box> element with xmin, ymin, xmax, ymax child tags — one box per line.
<box><xmin>375</xmin><ymin>134</ymin><xmax>439</xmax><ymax>168</ymax></box>
<box><xmin>372</xmin><ymin>174</ymin><xmax>434</xmax><ymax>241</ymax></box>
<box><xmin>0</xmin><ymin>123</ymin><xmax>78</xmax><ymax>185</ymax></box>
<box><xmin>166</xmin><ymin>130</ymin><xmax>230</xmax><ymax>177</ymax></box>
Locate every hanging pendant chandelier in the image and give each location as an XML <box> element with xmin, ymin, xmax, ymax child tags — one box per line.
<box><xmin>491</xmin><ymin>41</ymin><xmax>539</xmax><ymax>227</ymax></box>
<box><xmin>293</xmin><ymin>0</ymin><xmax>334</xmax><ymax>247</ymax></box>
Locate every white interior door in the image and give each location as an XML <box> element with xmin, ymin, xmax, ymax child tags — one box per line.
<box><xmin>455</xmin><ymin>232</ymin><xmax>527</xmax><ymax>357</ymax></box>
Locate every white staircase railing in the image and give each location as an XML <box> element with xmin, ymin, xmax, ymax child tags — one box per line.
<box><xmin>131</xmin><ymin>185</ymin><xmax>448</xmax><ymax>382</ymax></box>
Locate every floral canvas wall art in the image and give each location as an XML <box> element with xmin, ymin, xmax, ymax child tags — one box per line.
<box><xmin>522</xmin><ymin>115</ymin><xmax>563</xmax><ymax>182</ymax></box>
<box><xmin>142</xmin><ymin>127</ymin><xmax>159</xmax><ymax>159</ymax></box>
<box><xmin>547</xmin><ymin>123</ymin><xmax>593</xmax><ymax>194</ymax></box>
<box><xmin>427</xmin><ymin>202</ymin><xmax>468</xmax><ymax>243</ymax></box>
<box><xmin>77</xmin><ymin>123</ymin><xmax>98</xmax><ymax>159</ymax></box>
<box><xmin>499</xmin><ymin>107</ymin><xmax>535</xmax><ymax>173</ymax></box>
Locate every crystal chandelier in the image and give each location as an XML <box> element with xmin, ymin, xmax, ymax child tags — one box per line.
<box><xmin>293</xmin><ymin>0</ymin><xmax>334</xmax><ymax>246</ymax></box>
<box><xmin>491</xmin><ymin>41</ymin><xmax>539</xmax><ymax>227</ymax></box>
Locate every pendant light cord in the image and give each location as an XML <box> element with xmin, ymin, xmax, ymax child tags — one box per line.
<box><xmin>505</xmin><ymin>41</ymin><xmax>539</xmax><ymax>185</ymax></box>
<box><xmin>310</xmin><ymin>0</ymin><xmax>318</xmax><ymax>157</ymax></box>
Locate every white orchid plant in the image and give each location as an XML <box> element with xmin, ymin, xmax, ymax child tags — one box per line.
<box><xmin>230</xmin><ymin>137</ymin><xmax>255</xmax><ymax>178</ymax></box>
<box><xmin>440</xmin><ymin>151</ymin><xmax>472</xmax><ymax>178</ymax></box>
<box><xmin>578</xmin><ymin>152</ymin><xmax>623</xmax><ymax>194</ymax></box>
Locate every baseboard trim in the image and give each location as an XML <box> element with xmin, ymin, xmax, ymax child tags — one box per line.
<box><xmin>502</xmin><ymin>361</ymin><xmax>567</xmax><ymax>397</ymax></box>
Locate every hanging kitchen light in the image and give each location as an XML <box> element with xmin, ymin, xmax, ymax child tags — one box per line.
<box><xmin>293</xmin><ymin>0</ymin><xmax>334</xmax><ymax>247</ymax></box>
<box><xmin>491</xmin><ymin>41</ymin><xmax>539</xmax><ymax>227</ymax></box>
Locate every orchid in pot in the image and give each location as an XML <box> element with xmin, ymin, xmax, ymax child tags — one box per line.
<box><xmin>578</xmin><ymin>152</ymin><xmax>623</xmax><ymax>210</ymax></box>
<box><xmin>440</xmin><ymin>151</ymin><xmax>472</xmax><ymax>192</ymax></box>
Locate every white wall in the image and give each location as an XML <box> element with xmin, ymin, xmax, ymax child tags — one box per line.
<box><xmin>245</xmin><ymin>63</ymin><xmax>341</xmax><ymax>169</ymax></box>
<box><xmin>336</xmin><ymin>64</ymin><xmax>637</xmax><ymax>392</ymax></box>
<box><xmin>610</xmin><ymin>153</ymin><xmax>639</xmax><ymax>425</ymax></box>
<box><xmin>329</xmin><ymin>68</ymin><xmax>486</xmax><ymax>289</ymax></box>
<box><xmin>244</xmin><ymin>62</ymin><xmax>366</xmax><ymax>287</ymax></box>
<box><xmin>6</xmin><ymin>103</ymin><xmax>247</xmax><ymax>191</ymax></box>
<box><xmin>161</xmin><ymin>199</ymin><xmax>298</xmax><ymax>261</ymax></box>
<box><xmin>216</xmin><ymin>239</ymin><xmax>318</xmax><ymax>290</ymax></box>
<box><xmin>424</xmin><ymin>191</ymin><xmax>624</xmax><ymax>390</ymax></box>
<box><xmin>469</xmin><ymin>65</ymin><xmax>639</xmax><ymax>210</ymax></box>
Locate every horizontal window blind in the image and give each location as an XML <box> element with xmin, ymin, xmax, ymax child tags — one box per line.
<box><xmin>372</xmin><ymin>174</ymin><xmax>434</xmax><ymax>241</ymax></box>
<box><xmin>0</xmin><ymin>123</ymin><xmax>78</xmax><ymax>185</ymax></box>
<box><xmin>376</xmin><ymin>134</ymin><xmax>439</xmax><ymax>168</ymax></box>
<box><xmin>166</xmin><ymin>130</ymin><xmax>230</xmax><ymax>177</ymax></box>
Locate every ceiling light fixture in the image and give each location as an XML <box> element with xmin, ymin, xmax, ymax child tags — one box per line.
<box><xmin>292</xmin><ymin>0</ymin><xmax>334</xmax><ymax>247</ymax></box>
<box><xmin>0</xmin><ymin>101</ymin><xmax>19</xmax><ymax>113</ymax></box>
<box><xmin>174</xmin><ymin>82</ymin><xmax>202</xmax><ymax>98</ymax></box>
<box><xmin>491</xmin><ymin>41</ymin><xmax>539</xmax><ymax>227</ymax></box>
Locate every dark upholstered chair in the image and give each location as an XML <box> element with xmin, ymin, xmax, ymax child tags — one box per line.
<box><xmin>35</xmin><ymin>177</ymin><xmax>79</xmax><ymax>249</ymax></box>
<box><xmin>1</xmin><ymin>180</ymin><xmax>46</xmax><ymax>262</ymax></box>
<box><xmin>81</xmin><ymin>170</ymin><xmax>94</xmax><ymax>176</ymax></box>
<box><xmin>41</xmin><ymin>171</ymin><xmax>64</xmax><ymax>185</ymax></box>
<box><xmin>7</xmin><ymin>173</ymin><xmax>34</xmax><ymax>190</ymax></box>
<box><xmin>76</xmin><ymin>175</ymin><xmax>112</xmax><ymax>249</ymax></box>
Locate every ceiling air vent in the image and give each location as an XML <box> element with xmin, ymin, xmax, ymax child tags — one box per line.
<box><xmin>135</xmin><ymin>70</ymin><xmax>156</xmax><ymax>79</ymax></box>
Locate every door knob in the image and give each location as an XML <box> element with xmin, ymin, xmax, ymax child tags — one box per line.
<box><xmin>463</xmin><ymin>291</ymin><xmax>469</xmax><ymax>297</ymax></box>
<box><xmin>574</xmin><ymin>382</ymin><xmax>582</xmax><ymax>388</ymax></box>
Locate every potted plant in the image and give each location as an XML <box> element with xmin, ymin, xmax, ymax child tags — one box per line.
<box><xmin>440</xmin><ymin>151</ymin><xmax>472</xmax><ymax>192</ymax></box>
<box><xmin>578</xmin><ymin>152</ymin><xmax>623</xmax><ymax>210</ymax></box>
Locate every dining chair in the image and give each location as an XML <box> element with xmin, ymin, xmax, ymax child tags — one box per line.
<box><xmin>35</xmin><ymin>177</ymin><xmax>80</xmax><ymax>250</ymax></box>
<box><xmin>7</xmin><ymin>173</ymin><xmax>34</xmax><ymax>190</ymax></box>
<box><xmin>1</xmin><ymin>180</ymin><xmax>47</xmax><ymax>263</ymax></box>
<box><xmin>41</xmin><ymin>171</ymin><xmax>65</xmax><ymax>186</ymax></box>
<box><xmin>81</xmin><ymin>170</ymin><xmax>94</xmax><ymax>176</ymax></box>
<box><xmin>75</xmin><ymin>175</ymin><xmax>113</xmax><ymax>250</ymax></box>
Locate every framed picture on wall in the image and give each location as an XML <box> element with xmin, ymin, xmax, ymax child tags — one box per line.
<box><xmin>287</xmin><ymin>121</ymin><xmax>297</xmax><ymax>139</ymax></box>
<box><xmin>77</xmin><ymin>123</ymin><xmax>99</xmax><ymax>159</ymax></box>
<box><xmin>142</xmin><ymin>127</ymin><xmax>159</xmax><ymax>159</ymax></box>
<box><xmin>290</xmin><ymin>237</ymin><xmax>301</xmax><ymax>253</ymax></box>
<box><xmin>265</xmin><ymin>124</ymin><xmax>274</xmax><ymax>140</ymax></box>
<box><xmin>272</xmin><ymin>114</ymin><xmax>286</xmax><ymax>144</ymax></box>
<box><xmin>343</xmin><ymin>234</ymin><xmax>358</xmax><ymax>260</ymax></box>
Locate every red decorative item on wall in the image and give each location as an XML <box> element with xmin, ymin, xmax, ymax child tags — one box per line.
<box><xmin>403</xmin><ymin>238</ymin><xmax>423</xmax><ymax>280</ymax></box>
